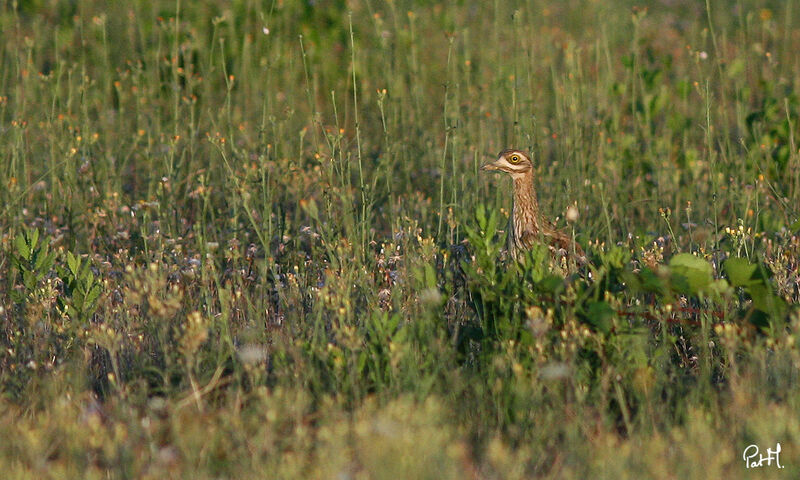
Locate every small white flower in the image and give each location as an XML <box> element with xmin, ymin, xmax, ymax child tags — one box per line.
<box><xmin>699</xmin><ymin>51</ymin><xmax>708</xmax><ymax>60</ymax></box>
<box><xmin>566</xmin><ymin>205</ymin><xmax>579</xmax><ymax>223</ymax></box>
<box><xmin>419</xmin><ymin>288</ymin><xmax>442</xmax><ymax>306</ymax></box>
<box><xmin>262</xmin><ymin>27</ymin><xmax>270</xmax><ymax>35</ymax></box>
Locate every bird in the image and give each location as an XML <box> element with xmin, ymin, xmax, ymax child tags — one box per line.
<box><xmin>481</xmin><ymin>149</ymin><xmax>583</xmax><ymax>262</ymax></box>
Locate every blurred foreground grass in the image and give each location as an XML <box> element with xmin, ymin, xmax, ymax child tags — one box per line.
<box><xmin>2</xmin><ymin>0</ymin><xmax>800</xmax><ymax>477</ymax></box>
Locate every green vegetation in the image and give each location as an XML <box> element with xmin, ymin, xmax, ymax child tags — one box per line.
<box><xmin>2</xmin><ymin>0</ymin><xmax>800</xmax><ymax>477</ymax></box>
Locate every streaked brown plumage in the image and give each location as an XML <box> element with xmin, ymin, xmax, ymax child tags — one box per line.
<box><xmin>481</xmin><ymin>149</ymin><xmax>582</xmax><ymax>261</ymax></box>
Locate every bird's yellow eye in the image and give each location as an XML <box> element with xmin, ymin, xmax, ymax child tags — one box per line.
<box><xmin>509</xmin><ymin>154</ymin><xmax>520</xmax><ymax>163</ymax></box>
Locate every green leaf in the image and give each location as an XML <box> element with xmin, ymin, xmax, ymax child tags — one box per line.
<box><xmin>67</xmin><ymin>251</ymin><xmax>80</xmax><ymax>277</ymax></box>
<box><xmin>301</xmin><ymin>198</ymin><xmax>318</xmax><ymax>220</ymax></box>
<box><xmin>475</xmin><ymin>203</ymin><xmax>487</xmax><ymax>231</ymax></box>
<box><xmin>747</xmin><ymin>284</ymin><xmax>786</xmax><ymax>318</ymax></box>
<box><xmin>723</xmin><ymin>257</ymin><xmax>760</xmax><ymax>287</ymax></box>
<box><xmin>539</xmin><ymin>275</ymin><xmax>565</xmax><ymax>295</ymax></box>
<box><xmin>669</xmin><ymin>253</ymin><xmax>713</xmax><ymax>295</ymax></box>
<box><xmin>707</xmin><ymin>279</ymin><xmax>732</xmax><ymax>299</ymax></box>
<box><xmin>34</xmin><ymin>246</ymin><xmax>55</xmax><ymax>272</ymax></box>
<box><xmin>85</xmin><ymin>285</ymin><xmax>102</xmax><ymax>310</ymax></box>
<box><xmin>583</xmin><ymin>301</ymin><xmax>615</xmax><ymax>334</ymax></box>
<box><xmin>73</xmin><ymin>290</ymin><xmax>86</xmax><ymax>309</ymax></box>
<box><xmin>639</xmin><ymin>267</ymin><xmax>667</xmax><ymax>294</ymax></box>
<box><xmin>461</xmin><ymin>223</ymin><xmax>478</xmax><ymax>242</ymax></box>
<box><xmin>485</xmin><ymin>208</ymin><xmax>499</xmax><ymax>240</ymax></box>
<box><xmin>423</xmin><ymin>263</ymin><xmax>437</xmax><ymax>289</ymax></box>
<box><xmin>748</xmin><ymin>309</ymin><xmax>771</xmax><ymax>330</ymax></box>
<box><xmin>393</xmin><ymin>324</ymin><xmax>407</xmax><ymax>344</ymax></box>
<box><xmin>602</xmin><ymin>245</ymin><xmax>631</xmax><ymax>270</ymax></box>
<box><xmin>748</xmin><ymin>284</ymin><xmax>770</xmax><ymax>312</ymax></box>
<box><xmin>522</xmin><ymin>244</ymin><xmax>550</xmax><ymax>282</ymax></box>
<box><xmin>670</xmin><ymin>272</ymin><xmax>691</xmax><ymax>296</ymax></box>
<box><xmin>15</xmin><ymin>232</ymin><xmax>30</xmax><ymax>261</ymax></box>
<box><xmin>369</xmin><ymin>311</ymin><xmax>387</xmax><ymax>337</ymax></box>
<box><xmin>387</xmin><ymin>314</ymin><xmax>401</xmax><ymax>334</ymax></box>
<box><xmin>22</xmin><ymin>271</ymin><xmax>36</xmax><ymax>290</ymax></box>
<box><xmin>726</xmin><ymin>58</ymin><xmax>745</xmax><ymax>78</ymax></box>
<box><xmin>30</xmin><ymin>229</ymin><xmax>39</xmax><ymax>251</ymax></box>
<box><xmin>357</xmin><ymin>351</ymin><xmax>368</xmax><ymax>373</ymax></box>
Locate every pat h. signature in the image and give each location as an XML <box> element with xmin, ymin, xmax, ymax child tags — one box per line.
<box><xmin>743</xmin><ymin>442</ymin><xmax>784</xmax><ymax>469</ymax></box>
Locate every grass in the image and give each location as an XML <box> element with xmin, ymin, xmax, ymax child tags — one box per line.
<box><xmin>2</xmin><ymin>0</ymin><xmax>800</xmax><ymax>477</ymax></box>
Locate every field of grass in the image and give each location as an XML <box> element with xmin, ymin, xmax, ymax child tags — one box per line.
<box><xmin>2</xmin><ymin>0</ymin><xmax>800</xmax><ymax>477</ymax></box>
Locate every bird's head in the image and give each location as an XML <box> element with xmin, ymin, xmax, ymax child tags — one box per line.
<box><xmin>481</xmin><ymin>149</ymin><xmax>533</xmax><ymax>176</ymax></box>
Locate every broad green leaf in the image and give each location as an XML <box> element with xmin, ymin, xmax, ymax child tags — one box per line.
<box><xmin>670</xmin><ymin>272</ymin><xmax>691</xmax><ymax>295</ymax></box>
<box><xmin>723</xmin><ymin>257</ymin><xmax>759</xmax><ymax>287</ymax></box>
<box><xmin>707</xmin><ymin>279</ymin><xmax>732</xmax><ymax>299</ymax></box>
<box><xmin>669</xmin><ymin>253</ymin><xmax>713</xmax><ymax>295</ymax></box>
<box><xmin>23</xmin><ymin>271</ymin><xmax>36</xmax><ymax>290</ymax></box>
<box><xmin>539</xmin><ymin>275</ymin><xmax>564</xmax><ymax>295</ymax></box>
<box><xmin>584</xmin><ymin>301</ymin><xmax>615</xmax><ymax>334</ymax></box>
<box><xmin>15</xmin><ymin>232</ymin><xmax>30</xmax><ymax>261</ymax></box>
<box><xmin>748</xmin><ymin>309</ymin><xmax>771</xmax><ymax>329</ymax></box>
<box><xmin>85</xmin><ymin>285</ymin><xmax>102</xmax><ymax>310</ymax></box>
<box><xmin>73</xmin><ymin>290</ymin><xmax>86</xmax><ymax>308</ymax></box>
<box><xmin>748</xmin><ymin>284</ymin><xmax>787</xmax><ymax>318</ymax></box>
<box><xmin>602</xmin><ymin>246</ymin><xmax>631</xmax><ymax>270</ymax></box>
<box><xmin>639</xmin><ymin>267</ymin><xmax>667</xmax><ymax>294</ymax></box>
<box><xmin>34</xmin><ymin>245</ymin><xmax>54</xmax><ymax>272</ymax></box>
<box><xmin>67</xmin><ymin>251</ymin><xmax>80</xmax><ymax>277</ymax></box>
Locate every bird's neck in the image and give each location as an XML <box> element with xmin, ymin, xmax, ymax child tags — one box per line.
<box><xmin>512</xmin><ymin>172</ymin><xmax>539</xmax><ymax>224</ymax></box>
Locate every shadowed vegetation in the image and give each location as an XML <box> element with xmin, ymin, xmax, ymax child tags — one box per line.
<box><xmin>2</xmin><ymin>0</ymin><xmax>800</xmax><ymax>477</ymax></box>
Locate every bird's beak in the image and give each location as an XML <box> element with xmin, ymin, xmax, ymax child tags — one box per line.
<box><xmin>481</xmin><ymin>160</ymin><xmax>501</xmax><ymax>171</ymax></box>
